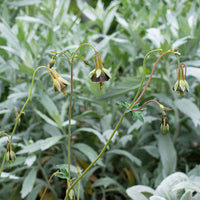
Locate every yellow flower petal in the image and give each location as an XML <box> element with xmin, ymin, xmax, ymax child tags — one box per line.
<box><xmin>96</xmin><ymin>69</ymin><xmax>101</xmax><ymax>78</ymax></box>
<box><xmin>88</xmin><ymin>69</ymin><xmax>95</xmax><ymax>78</ymax></box>
<box><xmin>53</xmin><ymin>78</ymin><xmax>61</xmax><ymax>92</ymax></box>
<box><xmin>102</xmin><ymin>68</ymin><xmax>111</xmax><ymax>78</ymax></box>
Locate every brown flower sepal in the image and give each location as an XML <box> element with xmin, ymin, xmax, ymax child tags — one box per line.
<box><xmin>49</xmin><ymin>67</ymin><xmax>70</xmax><ymax>95</ymax></box>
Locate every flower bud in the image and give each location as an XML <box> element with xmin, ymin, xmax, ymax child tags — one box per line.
<box><xmin>173</xmin><ymin>64</ymin><xmax>189</xmax><ymax>96</ymax></box>
<box><xmin>83</xmin><ymin>59</ymin><xmax>90</xmax><ymax>66</ymax></box>
<box><xmin>49</xmin><ymin>55</ymin><xmax>56</xmax><ymax>68</ymax></box>
<box><xmin>14</xmin><ymin>107</ymin><xmax>21</xmax><ymax>124</ymax></box>
<box><xmin>6</xmin><ymin>150</ymin><xmax>16</xmax><ymax>163</ymax></box>
<box><xmin>6</xmin><ymin>141</ymin><xmax>16</xmax><ymax>163</ymax></box>
<box><xmin>160</xmin><ymin>113</ymin><xmax>169</xmax><ymax>135</ymax></box>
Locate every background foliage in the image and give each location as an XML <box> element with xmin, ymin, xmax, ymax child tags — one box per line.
<box><xmin>0</xmin><ymin>0</ymin><xmax>200</xmax><ymax>199</ymax></box>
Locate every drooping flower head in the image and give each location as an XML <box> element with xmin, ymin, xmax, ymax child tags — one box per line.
<box><xmin>173</xmin><ymin>63</ymin><xmax>189</xmax><ymax>95</ymax></box>
<box><xmin>160</xmin><ymin>111</ymin><xmax>169</xmax><ymax>135</ymax></box>
<box><xmin>88</xmin><ymin>52</ymin><xmax>111</xmax><ymax>89</ymax></box>
<box><xmin>6</xmin><ymin>141</ymin><xmax>16</xmax><ymax>163</ymax></box>
<box><xmin>48</xmin><ymin>67</ymin><xmax>70</xmax><ymax>95</ymax></box>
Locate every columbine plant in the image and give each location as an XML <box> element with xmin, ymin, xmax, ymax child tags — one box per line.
<box><xmin>0</xmin><ymin>44</ymin><xmax>189</xmax><ymax>200</ymax></box>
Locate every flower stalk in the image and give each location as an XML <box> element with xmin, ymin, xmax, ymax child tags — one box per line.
<box><xmin>129</xmin><ymin>50</ymin><xmax>181</xmax><ymax>110</ymax></box>
<box><xmin>59</xmin><ymin>43</ymin><xmax>99</xmax><ymax>196</ymax></box>
<box><xmin>0</xmin><ymin>66</ymin><xmax>49</xmax><ymax>177</ymax></box>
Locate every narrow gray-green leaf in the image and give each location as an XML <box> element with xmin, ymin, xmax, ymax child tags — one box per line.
<box><xmin>25</xmin><ymin>154</ymin><xmax>37</xmax><ymax>167</ymax></box>
<box><xmin>35</xmin><ymin>109</ymin><xmax>58</xmax><ymax>127</ymax></box>
<box><xmin>21</xmin><ymin>167</ymin><xmax>37</xmax><ymax>198</ymax></box>
<box><xmin>8</xmin><ymin>0</ymin><xmax>41</xmax><ymax>6</ymax></box>
<box><xmin>53</xmin><ymin>0</ymin><xmax>64</xmax><ymax>21</ymax></box>
<box><xmin>103</xmin><ymin>2</ymin><xmax>119</xmax><ymax>34</ymax></box>
<box><xmin>187</xmin><ymin>67</ymin><xmax>200</xmax><ymax>81</ymax></box>
<box><xmin>73</xmin><ymin>143</ymin><xmax>104</xmax><ymax>167</ymax></box>
<box><xmin>38</xmin><ymin>93</ymin><xmax>62</xmax><ymax>127</ymax></box>
<box><xmin>92</xmin><ymin>177</ymin><xmax>120</xmax><ymax>188</ymax></box>
<box><xmin>157</xmin><ymin>134</ymin><xmax>177</xmax><ymax>177</ymax></box>
<box><xmin>141</xmin><ymin>145</ymin><xmax>159</xmax><ymax>159</ymax></box>
<box><xmin>107</xmin><ymin>149</ymin><xmax>141</xmax><ymax>166</ymax></box>
<box><xmin>17</xmin><ymin>136</ymin><xmax>64</xmax><ymax>154</ymax></box>
<box><xmin>73</xmin><ymin>128</ymin><xmax>106</xmax><ymax>144</ymax></box>
<box><xmin>175</xmin><ymin>99</ymin><xmax>200</xmax><ymax>127</ymax></box>
<box><xmin>16</xmin><ymin>16</ymin><xmax>51</xmax><ymax>27</ymax></box>
<box><xmin>76</xmin><ymin>0</ymin><xmax>96</xmax><ymax>20</ymax></box>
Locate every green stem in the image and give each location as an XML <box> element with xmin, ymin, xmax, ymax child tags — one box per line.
<box><xmin>0</xmin><ymin>152</ymin><xmax>7</xmax><ymax>177</ymax></box>
<box><xmin>60</xmin><ymin>43</ymin><xmax>97</xmax><ymax>191</ymax></box>
<box><xmin>130</xmin><ymin>50</ymin><xmax>180</xmax><ymax>110</ymax></box>
<box><xmin>129</xmin><ymin>49</ymin><xmax>162</xmax><ymax>109</ymax></box>
<box><xmin>131</xmin><ymin>99</ymin><xmax>161</xmax><ymax>112</ymax></box>
<box><xmin>0</xmin><ymin>132</ymin><xmax>10</xmax><ymax>138</ymax></box>
<box><xmin>10</xmin><ymin>66</ymin><xmax>48</xmax><ymax>140</ymax></box>
<box><xmin>77</xmin><ymin>167</ymin><xmax>81</xmax><ymax>200</ymax></box>
<box><xmin>73</xmin><ymin>56</ymin><xmax>91</xmax><ymax>66</ymax></box>
<box><xmin>67</xmin><ymin>60</ymin><xmax>73</xmax><ymax>186</ymax></box>
<box><xmin>0</xmin><ymin>66</ymin><xmax>48</xmax><ymax>177</ymax></box>
<box><xmin>165</xmin><ymin>60</ymin><xmax>180</xmax><ymax>142</ymax></box>
<box><xmin>72</xmin><ymin>43</ymin><xmax>97</xmax><ymax>57</ymax></box>
<box><xmin>40</xmin><ymin>171</ymin><xmax>62</xmax><ymax>200</ymax></box>
<box><xmin>65</xmin><ymin>113</ymin><xmax>126</xmax><ymax>199</ymax></box>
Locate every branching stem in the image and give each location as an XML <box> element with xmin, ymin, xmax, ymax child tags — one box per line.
<box><xmin>131</xmin><ymin>99</ymin><xmax>161</xmax><ymax>112</ymax></box>
<box><xmin>64</xmin><ymin>49</ymin><xmax>181</xmax><ymax>199</ymax></box>
<box><xmin>130</xmin><ymin>50</ymin><xmax>180</xmax><ymax>110</ymax></box>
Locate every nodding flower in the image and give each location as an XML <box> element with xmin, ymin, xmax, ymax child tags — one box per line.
<box><xmin>88</xmin><ymin>52</ymin><xmax>111</xmax><ymax>89</ymax></box>
<box><xmin>160</xmin><ymin>111</ymin><xmax>169</xmax><ymax>135</ymax></box>
<box><xmin>173</xmin><ymin>63</ymin><xmax>189</xmax><ymax>95</ymax></box>
<box><xmin>48</xmin><ymin>67</ymin><xmax>70</xmax><ymax>95</ymax></box>
<box><xmin>6</xmin><ymin>141</ymin><xmax>16</xmax><ymax>163</ymax></box>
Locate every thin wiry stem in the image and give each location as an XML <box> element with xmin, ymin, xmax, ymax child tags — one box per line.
<box><xmin>130</xmin><ymin>50</ymin><xmax>180</xmax><ymax>110</ymax></box>
<box><xmin>40</xmin><ymin>171</ymin><xmax>62</xmax><ymax>200</ymax></box>
<box><xmin>10</xmin><ymin>66</ymin><xmax>49</xmax><ymax>140</ymax></box>
<box><xmin>60</xmin><ymin>52</ymin><xmax>73</xmax><ymax>188</ymax></box>
<box><xmin>65</xmin><ymin>113</ymin><xmax>126</xmax><ymax>199</ymax></box>
<box><xmin>131</xmin><ymin>99</ymin><xmax>161</xmax><ymax>112</ymax></box>
<box><xmin>60</xmin><ymin>43</ymin><xmax>98</xmax><ymax>200</ymax></box>
<box><xmin>129</xmin><ymin>49</ymin><xmax>162</xmax><ymax>108</ymax></box>
<box><xmin>0</xmin><ymin>66</ymin><xmax>49</xmax><ymax>177</ymax></box>
<box><xmin>68</xmin><ymin>60</ymin><xmax>73</xmax><ymax>186</ymax></box>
